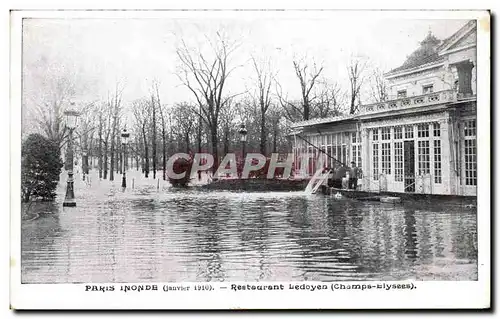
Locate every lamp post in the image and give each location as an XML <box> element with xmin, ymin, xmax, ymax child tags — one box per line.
<box><xmin>63</xmin><ymin>105</ymin><xmax>79</xmax><ymax>207</ymax></box>
<box><xmin>121</xmin><ymin>128</ymin><xmax>130</xmax><ymax>188</ymax></box>
<box><xmin>238</xmin><ymin>123</ymin><xmax>247</xmax><ymax>177</ymax></box>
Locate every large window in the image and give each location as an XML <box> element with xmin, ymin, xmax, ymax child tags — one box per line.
<box><xmin>394</xmin><ymin>142</ymin><xmax>403</xmax><ymax>182</ymax></box>
<box><xmin>319</xmin><ymin>132</ymin><xmax>354</xmax><ymax>170</ymax></box>
<box><xmin>464</xmin><ymin>120</ymin><xmax>476</xmax><ymax>137</ymax></box>
<box><xmin>341</xmin><ymin>145</ymin><xmax>347</xmax><ymax>166</ymax></box>
<box><xmin>372</xmin><ymin>128</ymin><xmax>379</xmax><ymax>141</ymax></box>
<box><xmin>434</xmin><ymin>140</ymin><xmax>442</xmax><ymax>184</ymax></box>
<box><xmin>373</xmin><ymin>143</ymin><xmax>379</xmax><ymax>180</ymax></box>
<box><xmin>464</xmin><ymin>119</ymin><xmax>477</xmax><ymax>186</ymax></box>
<box><xmin>381</xmin><ymin>143</ymin><xmax>391</xmax><ymax>174</ymax></box>
<box><xmin>352</xmin><ymin>145</ymin><xmax>362</xmax><ymax>173</ymax></box>
<box><xmin>351</xmin><ymin>131</ymin><xmax>362</xmax><ymax>173</ymax></box>
<box><xmin>464</xmin><ymin>139</ymin><xmax>477</xmax><ymax>186</ymax></box>
<box><xmin>418</xmin><ymin>140</ymin><xmax>430</xmax><ymax>175</ymax></box>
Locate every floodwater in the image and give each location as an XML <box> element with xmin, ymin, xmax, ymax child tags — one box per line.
<box><xmin>21</xmin><ymin>171</ymin><xmax>477</xmax><ymax>283</ymax></box>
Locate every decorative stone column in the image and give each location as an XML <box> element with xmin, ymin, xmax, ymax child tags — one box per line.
<box><xmin>361</xmin><ymin>128</ymin><xmax>370</xmax><ymax>191</ymax></box>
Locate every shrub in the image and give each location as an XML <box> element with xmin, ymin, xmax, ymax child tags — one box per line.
<box><xmin>21</xmin><ymin>134</ymin><xmax>63</xmax><ymax>202</ymax></box>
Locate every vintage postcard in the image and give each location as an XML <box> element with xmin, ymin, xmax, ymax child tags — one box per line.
<box><xmin>10</xmin><ymin>9</ymin><xmax>490</xmax><ymax>310</ymax></box>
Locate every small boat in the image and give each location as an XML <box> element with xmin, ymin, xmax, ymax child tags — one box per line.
<box><xmin>321</xmin><ymin>186</ymin><xmax>401</xmax><ymax>203</ymax></box>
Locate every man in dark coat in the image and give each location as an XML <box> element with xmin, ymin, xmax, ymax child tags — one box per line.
<box><xmin>348</xmin><ymin>161</ymin><xmax>361</xmax><ymax>190</ymax></box>
<box><xmin>331</xmin><ymin>163</ymin><xmax>347</xmax><ymax>189</ymax></box>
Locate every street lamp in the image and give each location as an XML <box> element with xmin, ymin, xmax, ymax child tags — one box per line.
<box><xmin>63</xmin><ymin>104</ymin><xmax>79</xmax><ymax>207</ymax></box>
<box><xmin>121</xmin><ymin>128</ymin><xmax>130</xmax><ymax>188</ymax></box>
<box><xmin>238</xmin><ymin>123</ymin><xmax>248</xmax><ymax>173</ymax></box>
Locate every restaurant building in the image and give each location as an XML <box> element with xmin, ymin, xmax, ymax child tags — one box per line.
<box><xmin>291</xmin><ymin>20</ymin><xmax>477</xmax><ymax>196</ymax></box>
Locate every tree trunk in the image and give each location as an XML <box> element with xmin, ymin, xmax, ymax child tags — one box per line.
<box><xmin>152</xmin><ymin>97</ymin><xmax>157</xmax><ymax>179</ymax></box>
<box><xmin>119</xmin><ymin>142</ymin><xmax>123</xmax><ymax>174</ymax></box>
<box><xmin>273</xmin><ymin>125</ymin><xmax>278</xmax><ymax>153</ymax></box>
<box><xmin>110</xmin><ymin>136</ymin><xmax>115</xmax><ymax>181</ymax></box>
<box><xmin>350</xmin><ymin>93</ymin><xmax>356</xmax><ymax>114</ymax></box>
<box><xmin>197</xmin><ymin>114</ymin><xmax>202</xmax><ymax>154</ymax></box>
<box><xmin>103</xmin><ymin>141</ymin><xmax>108</xmax><ymax>179</ymax></box>
<box><xmin>98</xmin><ymin>121</ymin><xmax>103</xmax><ymax>178</ymax></box>
<box><xmin>162</xmin><ymin>120</ymin><xmax>167</xmax><ymax>180</ymax></box>
<box><xmin>304</xmin><ymin>100</ymin><xmax>310</xmax><ymax>120</ymax></box>
<box><xmin>210</xmin><ymin>125</ymin><xmax>218</xmax><ymax>173</ymax></box>
<box><xmin>259</xmin><ymin>112</ymin><xmax>266</xmax><ymax>156</ymax></box>
<box><xmin>223</xmin><ymin>127</ymin><xmax>230</xmax><ymax>155</ymax></box>
<box><xmin>183</xmin><ymin>133</ymin><xmax>189</xmax><ymax>154</ymax></box>
<box><xmin>143</xmin><ymin>127</ymin><xmax>149</xmax><ymax>178</ymax></box>
<box><xmin>197</xmin><ymin>114</ymin><xmax>202</xmax><ymax>180</ymax></box>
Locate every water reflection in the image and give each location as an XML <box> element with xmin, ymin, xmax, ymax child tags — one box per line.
<box><xmin>21</xmin><ymin>189</ymin><xmax>477</xmax><ymax>283</ymax></box>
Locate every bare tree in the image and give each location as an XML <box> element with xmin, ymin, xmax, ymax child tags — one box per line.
<box><xmin>275</xmin><ymin>81</ymin><xmax>303</xmax><ymax>122</ymax></box>
<box><xmin>218</xmin><ymin>99</ymin><xmax>236</xmax><ymax>156</ymax></box>
<box><xmin>108</xmin><ymin>83</ymin><xmax>124</xmax><ymax>181</ymax></box>
<box><xmin>147</xmin><ymin>88</ymin><xmax>156</xmax><ymax>179</ymax></box>
<box><xmin>313</xmin><ymin>79</ymin><xmax>347</xmax><ymax>118</ymax></box>
<box><xmin>154</xmin><ymin>83</ymin><xmax>168</xmax><ymax>181</ymax></box>
<box><xmin>97</xmin><ymin>102</ymin><xmax>105</xmax><ymax>179</ymax></box>
<box><xmin>176</xmin><ymin>31</ymin><xmax>241</xmax><ymax>171</ymax></box>
<box><xmin>101</xmin><ymin>97</ymin><xmax>115</xmax><ymax>180</ymax></box>
<box><xmin>267</xmin><ymin>105</ymin><xmax>284</xmax><ymax>154</ymax></box>
<box><xmin>133</xmin><ymin>99</ymin><xmax>151</xmax><ymax>178</ymax></box>
<box><xmin>75</xmin><ymin>102</ymin><xmax>98</xmax><ymax>177</ymax></box>
<box><xmin>292</xmin><ymin>57</ymin><xmax>324</xmax><ymax>120</ymax></box>
<box><xmin>369</xmin><ymin>67</ymin><xmax>388</xmax><ymax>103</ymax></box>
<box><xmin>172</xmin><ymin>102</ymin><xmax>197</xmax><ymax>153</ymax></box>
<box><xmin>24</xmin><ymin>56</ymin><xmax>78</xmax><ymax>149</ymax></box>
<box><xmin>347</xmin><ymin>56</ymin><xmax>368</xmax><ymax>114</ymax></box>
<box><xmin>250</xmin><ymin>56</ymin><xmax>275</xmax><ymax>156</ymax></box>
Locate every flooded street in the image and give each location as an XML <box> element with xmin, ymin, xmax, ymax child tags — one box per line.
<box><xmin>21</xmin><ymin>171</ymin><xmax>477</xmax><ymax>283</ymax></box>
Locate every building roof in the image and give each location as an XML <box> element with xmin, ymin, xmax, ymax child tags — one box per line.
<box><xmin>387</xmin><ymin>32</ymin><xmax>444</xmax><ymax>75</ymax></box>
<box><xmin>290</xmin><ymin>114</ymin><xmax>357</xmax><ymax>129</ymax></box>
<box><xmin>438</xmin><ymin>20</ymin><xmax>477</xmax><ymax>53</ymax></box>
<box><xmin>386</xmin><ymin>20</ymin><xmax>476</xmax><ymax>76</ymax></box>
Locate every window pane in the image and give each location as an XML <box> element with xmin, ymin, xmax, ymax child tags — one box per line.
<box><xmin>465</xmin><ymin>139</ymin><xmax>477</xmax><ymax>185</ymax></box>
<box><xmin>405</xmin><ymin>125</ymin><xmax>414</xmax><ymax>139</ymax></box>
<box><xmin>382</xmin><ymin>127</ymin><xmax>391</xmax><ymax>140</ymax></box>
<box><xmin>433</xmin><ymin>140</ymin><xmax>441</xmax><ymax>183</ymax></box>
<box><xmin>394</xmin><ymin>126</ymin><xmax>403</xmax><ymax>139</ymax></box>
<box><xmin>381</xmin><ymin>142</ymin><xmax>391</xmax><ymax>174</ymax></box>
<box><xmin>395</xmin><ymin>142</ymin><xmax>403</xmax><ymax>182</ymax></box>
<box><xmin>433</xmin><ymin>123</ymin><xmax>441</xmax><ymax>137</ymax></box>
<box><xmin>418</xmin><ymin>140</ymin><xmax>430</xmax><ymax>175</ymax></box>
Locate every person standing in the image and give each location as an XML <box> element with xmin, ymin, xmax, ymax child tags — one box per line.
<box><xmin>332</xmin><ymin>163</ymin><xmax>347</xmax><ymax>189</ymax></box>
<box><xmin>349</xmin><ymin>161</ymin><xmax>361</xmax><ymax>190</ymax></box>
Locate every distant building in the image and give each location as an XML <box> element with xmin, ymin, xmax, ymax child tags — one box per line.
<box><xmin>291</xmin><ymin>20</ymin><xmax>477</xmax><ymax>196</ymax></box>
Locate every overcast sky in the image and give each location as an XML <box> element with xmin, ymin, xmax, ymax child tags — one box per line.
<box><xmin>21</xmin><ymin>14</ymin><xmax>468</xmax><ymax>125</ymax></box>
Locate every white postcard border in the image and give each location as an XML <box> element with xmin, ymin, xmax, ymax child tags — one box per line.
<box><xmin>9</xmin><ymin>9</ymin><xmax>490</xmax><ymax>310</ymax></box>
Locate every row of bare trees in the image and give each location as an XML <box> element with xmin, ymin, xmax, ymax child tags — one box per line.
<box><xmin>26</xmin><ymin>29</ymin><xmax>390</xmax><ymax>178</ymax></box>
